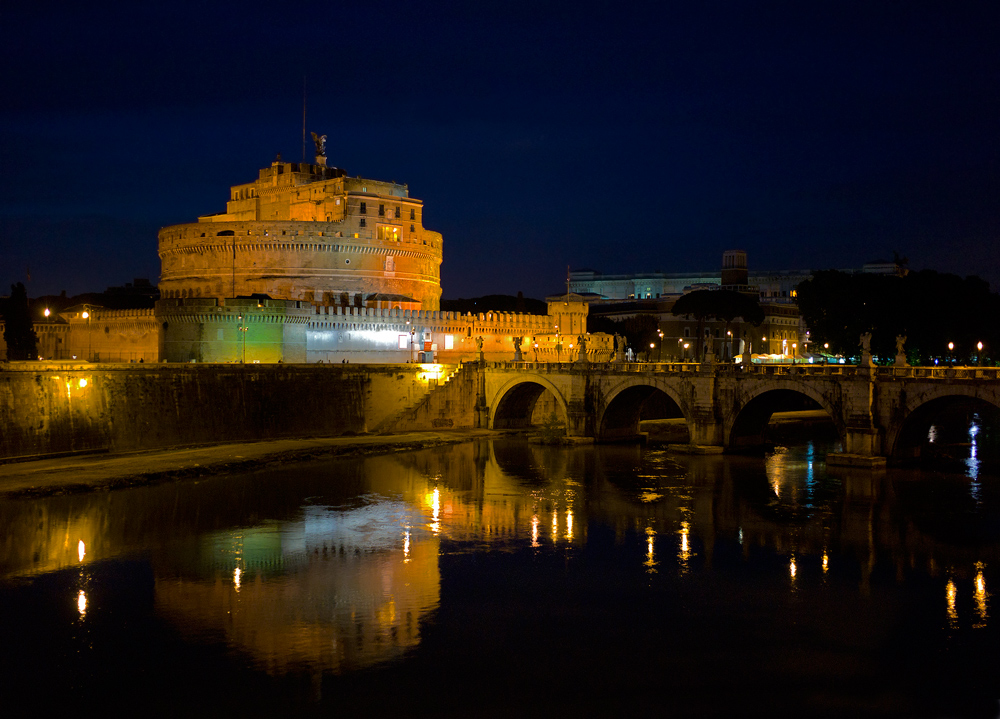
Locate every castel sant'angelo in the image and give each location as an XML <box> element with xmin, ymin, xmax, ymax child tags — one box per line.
<box><xmin>26</xmin><ymin>137</ymin><xmax>597</xmax><ymax>365</ymax></box>
<box><xmin>158</xmin><ymin>135</ymin><xmax>444</xmax><ymax>310</ymax></box>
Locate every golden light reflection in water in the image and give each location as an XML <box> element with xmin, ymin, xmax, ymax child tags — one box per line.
<box><xmin>531</xmin><ymin>515</ymin><xmax>540</xmax><ymax>548</ymax></box>
<box><xmin>789</xmin><ymin>556</ymin><xmax>798</xmax><ymax>582</ymax></box>
<box><xmin>403</xmin><ymin>530</ymin><xmax>411</xmax><ymax>562</ymax></box>
<box><xmin>974</xmin><ymin>563</ymin><xmax>988</xmax><ymax>627</ymax></box>
<box><xmin>822</xmin><ymin>552</ymin><xmax>829</xmax><ymax>574</ymax></box>
<box><xmin>678</xmin><ymin>521</ymin><xmax>692</xmax><ymax>573</ymax></box>
<box><xmin>565</xmin><ymin>510</ymin><xmax>574</xmax><ymax>541</ymax></box>
<box><xmin>233</xmin><ymin>566</ymin><xmax>242</xmax><ymax>592</ymax></box>
<box><xmin>552</xmin><ymin>510</ymin><xmax>558</xmax><ymax>544</ymax></box>
<box><xmin>78</xmin><ymin>540</ymin><xmax>86</xmax><ymax>563</ymax></box>
<box><xmin>644</xmin><ymin>527</ymin><xmax>657</xmax><ymax>573</ymax></box>
<box><xmin>427</xmin><ymin>488</ymin><xmax>441</xmax><ymax>535</ymax></box>
<box><xmin>946</xmin><ymin>579</ymin><xmax>959</xmax><ymax>629</ymax></box>
<box><xmin>77</xmin><ymin>590</ymin><xmax>87</xmax><ymax>617</ymax></box>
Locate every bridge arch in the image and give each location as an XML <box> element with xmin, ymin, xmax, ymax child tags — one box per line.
<box><xmin>596</xmin><ymin>378</ymin><xmax>690</xmax><ymax>442</ymax></box>
<box><xmin>490</xmin><ymin>375</ymin><xmax>569</xmax><ymax>431</ymax></box>
<box><xmin>725</xmin><ymin>382</ymin><xmax>844</xmax><ymax>451</ymax></box>
<box><xmin>888</xmin><ymin>386</ymin><xmax>1000</xmax><ymax>465</ymax></box>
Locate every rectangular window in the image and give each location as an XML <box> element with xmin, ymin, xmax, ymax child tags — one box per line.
<box><xmin>444</xmin><ymin>335</ymin><xmax>454</xmax><ymax>350</ymax></box>
<box><xmin>683</xmin><ymin>328</ymin><xmax>690</xmax><ymax>337</ymax></box>
<box><xmin>410</xmin><ymin>208</ymin><xmax>415</xmax><ymax>220</ymax></box>
<box><xmin>398</xmin><ymin>335</ymin><xmax>408</xmax><ymax>349</ymax></box>
<box><xmin>359</xmin><ymin>218</ymin><xmax>366</xmax><ymax>227</ymax></box>
<box><xmin>359</xmin><ymin>201</ymin><xmax>366</xmax><ymax>214</ymax></box>
<box><xmin>395</xmin><ymin>205</ymin><xmax>401</xmax><ymax>219</ymax></box>
<box><xmin>379</xmin><ymin>204</ymin><xmax>385</xmax><ymax>216</ymax></box>
<box><xmin>377</xmin><ymin>226</ymin><xmax>400</xmax><ymax>241</ymax></box>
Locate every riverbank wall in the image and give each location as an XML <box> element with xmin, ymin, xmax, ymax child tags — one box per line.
<box><xmin>0</xmin><ymin>362</ymin><xmax>476</xmax><ymax>460</ymax></box>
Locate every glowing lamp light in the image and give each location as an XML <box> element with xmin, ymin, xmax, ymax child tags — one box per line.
<box><xmin>978</xmin><ymin>341</ymin><xmax>984</xmax><ymax>352</ymax></box>
<box><xmin>43</xmin><ymin>308</ymin><xmax>51</xmax><ymax>317</ymax></box>
<box><xmin>81</xmin><ymin>311</ymin><xmax>89</xmax><ymax>319</ymax></box>
<box><xmin>949</xmin><ymin>342</ymin><xmax>955</xmax><ymax>351</ymax></box>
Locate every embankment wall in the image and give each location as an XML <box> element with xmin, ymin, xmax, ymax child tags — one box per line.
<box><xmin>0</xmin><ymin>362</ymin><xmax>460</xmax><ymax>460</ymax></box>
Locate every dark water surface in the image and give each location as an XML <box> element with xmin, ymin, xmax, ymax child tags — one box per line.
<box><xmin>2</xmin><ymin>433</ymin><xmax>1000</xmax><ymax>717</ymax></box>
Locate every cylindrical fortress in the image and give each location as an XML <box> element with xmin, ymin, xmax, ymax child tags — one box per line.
<box><xmin>158</xmin><ymin>160</ymin><xmax>443</xmax><ymax>310</ymax></box>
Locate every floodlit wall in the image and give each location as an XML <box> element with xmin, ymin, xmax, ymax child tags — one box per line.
<box><xmin>0</xmin><ymin>362</ymin><xmax>458</xmax><ymax>460</ymax></box>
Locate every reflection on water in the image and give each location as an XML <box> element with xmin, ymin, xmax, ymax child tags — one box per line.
<box><xmin>3</xmin><ymin>435</ymin><xmax>1000</xmax><ymax>712</ymax></box>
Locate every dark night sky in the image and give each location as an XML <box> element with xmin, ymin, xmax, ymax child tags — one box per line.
<box><xmin>2</xmin><ymin>1</ymin><xmax>998</xmax><ymax>300</ymax></box>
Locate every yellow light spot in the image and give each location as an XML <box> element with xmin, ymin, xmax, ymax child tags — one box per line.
<box><xmin>403</xmin><ymin>531</ymin><xmax>411</xmax><ymax>562</ymax></box>
<box><xmin>822</xmin><ymin>552</ymin><xmax>829</xmax><ymax>573</ymax></box>
<box><xmin>552</xmin><ymin>510</ymin><xmax>558</xmax><ymax>543</ymax></box>
<box><xmin>565</xmin><ymin>509</ymin><xmax>574</xmax><ymax>541</ymax></box>
<box><xmin>974</xmin><ymin>563</ymin><xmax>988</xmax><ymax>626</ymax></box>
<box><xmin>947</xmin><ymin>579</ymin><xmax>959</xmax><ymax>627</ymax></box>
<box><xmin>789</xmin><ymin>557</ymin><xmax>797</xmax><ymax>580</ymax></box>
<box><xmin>234</xmin><ymin>566</ymin><xmax>242</xmax><ymax>591</ymax></box>
<box><xmin>78</xmin><ymin>378</ymin><xmax>88</xmax><ymax>388</ymax></box>
<box><xmin>678</xmin><ymin>521</ymin><xmax>692</xmax><ymax>574</ymax></box>
<box><xmin>531</xmin><ymin>515</ymin><xmax>539</xmax><ymax>547</ymax></box>
<box><xmin>77</xmin><ymin>590</ymin><xmax>87</xmax><ymax>617</ymax></box>
<box><xmin>78</xmin><ymin>540</ymin><xmax>86</xmax><ymax>562</ymax></box>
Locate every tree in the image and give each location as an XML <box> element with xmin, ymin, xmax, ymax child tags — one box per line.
<box><xmin>796</xmin><ymin>270</ymin><xmax>1000</xmax><ymax>364</ymax></box>
<box><xmin>588</xmin><ymin>314</ymin><xmax>659</xmax><ymax>359</ymax></box>
<box><xmin>2</xmin><ymin>283</ymin><xmax>38</xmax><ymax>360</ymax></box>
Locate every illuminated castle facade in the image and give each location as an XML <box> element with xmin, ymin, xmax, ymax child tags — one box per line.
<box><xmin>146</xmin><ymin>151</ymin><xmax>604</xmax><ymax>364</ymax></box>
<box><xmin>159</xmin><ymin>158</ymin><xmax>443</xmax><ymax>309</ymax></box>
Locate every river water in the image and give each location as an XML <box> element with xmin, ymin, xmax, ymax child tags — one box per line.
<box><xmin>2</xmin><ymin>430</ymin><xmax>999</xmax><ymax>717</ymax></box>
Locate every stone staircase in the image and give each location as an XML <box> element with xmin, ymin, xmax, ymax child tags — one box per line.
<box><xmin>373</xmin><ymin>362</ymin><xmax>478</xmax><ymax>434</ymax></box>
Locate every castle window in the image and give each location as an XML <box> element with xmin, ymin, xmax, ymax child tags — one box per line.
<box><xmin>410</xmin><ymin>208</ymin><xmax>415</xmax><ymax>220</ymax></box>
<box><xmin>360</xmin><ymin>218</ymin><xmax>366</xmax><ymax>227</ymax></box>
<box><xmin>379</xmin><ymin>204</ymin><xmax>385</xmax><ymax>217</ymax></box>
<box><xmin>359</xmin><ymin>202</ymin><xmax>366</xmax><ymax>214</ymax></box>
<box><xmin>410</xmin><ymin>224</ymin><xmax>415</xmax><ymax>232</ymax></box>
<box><xmin>395</xmin><ymin>205</ymin><xmax>401</xmax><ymax>219</ymax></box>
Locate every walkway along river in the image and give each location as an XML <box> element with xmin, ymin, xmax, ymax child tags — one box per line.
<box><xmin>0</xmin><ymin>425</ymin><xmax>998</xmax><ymax>716</ymax></box>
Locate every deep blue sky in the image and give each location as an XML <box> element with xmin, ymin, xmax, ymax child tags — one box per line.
<box><xmin>2</xmin><ymin>1</ymin><xmax>998</xmax><ymax>300</ymax></box>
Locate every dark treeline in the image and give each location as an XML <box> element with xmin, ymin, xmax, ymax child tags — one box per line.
<box><xmin>796</xmin><ymin>270</ymin><xmax>1000</xmax><ymax>364</ymax></box>
<box><xmin>441</xmin><ymin>293</ymin><xmax>548</xmax><ymax>315</ymax></box>
<box><xmin>1</xmin><ymin>283</ymin><xmax>38</xmax><ymax>360</ymax></box>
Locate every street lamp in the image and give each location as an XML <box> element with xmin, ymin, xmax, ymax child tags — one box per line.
<box><xmin>649</xmin><ymin>342</ymin><xmax>655</xmax><ymax>362</ymax></box>
<box><xmin>81</xmin><ymin>308</ymin><xmax>92</xmax><ymax>361</ymax></box>
<box><xmin>948</xmin><ymin>341</ymin><xmax>955</xmax><ymax>367</ymax></box>
<box><xmin>978</xmin><ymin>341</ymin><xmax>984</xmax><ymax>367</ymax></box>
<box><xmin>657</xmin><ymin>330</ymin><xmax>663</xmax><ymax>361</ymax></box>
<box><xmin>237</xmin><ymin>313</ymin><xmax>248</xmax><ymax>363</ymax></box>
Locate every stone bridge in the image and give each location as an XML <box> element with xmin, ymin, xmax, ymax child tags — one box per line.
<box><xmin>480</xmin><ymin>361</ymin><xmax>1000</xmax><ymax>467</ymax></box>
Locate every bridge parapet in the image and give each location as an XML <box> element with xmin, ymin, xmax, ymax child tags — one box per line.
<box><xmin>479</xmin><ymin>361</ymin><xmax>1000</xmax><ymax>466</ymax></box>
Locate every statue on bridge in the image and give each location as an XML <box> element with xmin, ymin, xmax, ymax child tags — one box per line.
<box><xmin>859</xmin><ymin>332</ymin><xmax>873</xmax><ymax>368</ymax></box>
<box><xmin>476</xmin><ymin>335</ymin><xmax>484</xmax><ymax>362</ymax></box>
<box><xmin>513</xmin><ymin>336</ymin><xmax>524</xmax><ymax>362</ymax></box>
<box><xmin>895</xmin><ymin>335</ymin><xmax>908</xmax><ymax>367</ymax></box>
<box><xmin>575</xmin><ymin>334</ymin><xmax>588</xmax><ymax>365</ymax></box>
<box><xmin>613</xmin><ymin>333</ymin><xmax>623</xmax><ymax>362</ymax></box>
